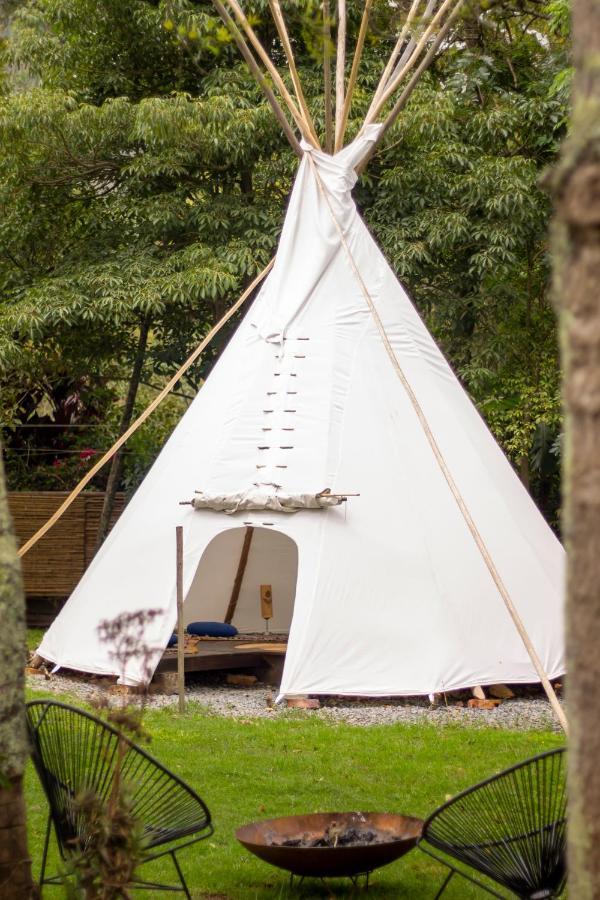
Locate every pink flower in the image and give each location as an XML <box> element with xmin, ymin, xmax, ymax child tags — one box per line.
<box><xmin>79</xmin><ymin>448</ymin><xmax>98</xmax><ymax>460</ymax></box>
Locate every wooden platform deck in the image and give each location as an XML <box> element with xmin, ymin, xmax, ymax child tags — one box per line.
<box><xmin>155</xmin><ymin>638</ymin><xmax>287</xmax><ymax>683</ymax></box>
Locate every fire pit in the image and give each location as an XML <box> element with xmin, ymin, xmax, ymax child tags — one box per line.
<box><xmin>236</xmin><ymin>811</ymin><xmax>423</xmax><ymax>882</ymax></box>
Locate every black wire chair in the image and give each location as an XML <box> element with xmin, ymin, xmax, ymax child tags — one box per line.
<box><xmin>26</xmin><ymin>699</ymin><xmax>213</xmax><ymax>897</ymax></box>
<box><xmin>418</xmin><ymin>747</ymin><xmax>566</xmax><ymax>899</ymax></box>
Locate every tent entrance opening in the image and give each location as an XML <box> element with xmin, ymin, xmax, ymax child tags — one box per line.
<box><xmin>184</xmin><ymin>526</ymin><xmax>299</xmax><ymax>634</ymax></box>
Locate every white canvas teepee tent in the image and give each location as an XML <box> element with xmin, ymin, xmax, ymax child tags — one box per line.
<box><xmin>31</xmin><ymin>0</ymin><xmax>565</xmax><ymax>716</ymax></box>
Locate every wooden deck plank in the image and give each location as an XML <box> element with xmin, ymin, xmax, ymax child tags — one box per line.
<box><xmin>155</xmin><ymin>639</ymin><xmax>287</xmax><ymax>674</ymax></box>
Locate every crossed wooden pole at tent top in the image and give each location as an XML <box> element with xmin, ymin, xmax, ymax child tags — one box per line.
<box><xmin>19</xmin><ymin>0</ymin><xmax>567</xmax><ymax>732</ymax></box>
<box><xmin>213</xmin><ymin>0</ymin><xmax>466</xmax><ymax>157</ymax></box>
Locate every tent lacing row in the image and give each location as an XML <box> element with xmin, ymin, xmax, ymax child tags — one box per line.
<box><xmin>307</xmin><ymin>152</ymin><xmax>568</xmax><ymax>734</ymax></box>
<box><xmin>17</xmin><ymin>259</ymin><xmax>275</xmax><ymax>560</ymax></box>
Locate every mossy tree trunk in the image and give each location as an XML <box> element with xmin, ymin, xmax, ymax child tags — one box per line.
<box><xmin>550</xmin><ymin>0</ymin><xmax>600</xmax><ymax>894</ymax></box>
<box><xmin>0</xmin><ymin>449</ymin><xmax>34</xmax><ymax>898</ymax></box>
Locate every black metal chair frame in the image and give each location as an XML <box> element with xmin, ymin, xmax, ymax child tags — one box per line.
<box><xmin>27</xmin><ymin>700</ymin><xmax>213</xmax><ymax>897</ymax></box>
<box><xmin>418</xmin><ymin>747</ymin><xmax>566</xmax><ymax>899</ymax></box>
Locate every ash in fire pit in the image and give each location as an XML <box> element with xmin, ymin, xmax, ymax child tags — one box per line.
<box><xmin>276</xmin><ymin>823</ymin><xmax>386</xmax><ymax>848</ymax></box>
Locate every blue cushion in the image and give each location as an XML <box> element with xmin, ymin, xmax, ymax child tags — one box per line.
<box><xmin>187</xmin><ymin>621</ymin><xmax>238</xmax><ymax>638</ymax></box>
<box><xmin>167</xmin><ymin>634</ymin><xmax>178</xmax><ymax>647</ymax></box>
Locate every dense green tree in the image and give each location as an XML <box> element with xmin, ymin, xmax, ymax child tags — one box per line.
<box><xmin>0</xmin><ymin>0</ymin><xmax>569</xmax><ymax>528</ymax></box>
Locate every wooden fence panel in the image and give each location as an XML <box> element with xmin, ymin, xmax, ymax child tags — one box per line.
<box><xmin>8</xmin><ymin>492</ymin><xmax>126</xmax><ymax>598</ymax></box>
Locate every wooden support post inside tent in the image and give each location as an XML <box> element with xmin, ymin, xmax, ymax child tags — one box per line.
<box><xmin>225</xmin><ymin>526</ymin><xmax>254</xmax><ymax>624</ymax></box>
<box><xmin>334</xmin><ymin>0</ymin><xmax>347</xmax><ymax>151</ymax></box>
<box><xmin>323</xmin><ymin>0</ymin><xmax>334</xmax><ymax>153</ymax></box>
<box><xmin>176</xmin><ymin>526</ymin><xmax>185</xmax><ymax>714</ymax></box>
<box><xmin>17</xmin><ymin>259</ymin><xmax>274</xmax><ymax>559</ymax></box>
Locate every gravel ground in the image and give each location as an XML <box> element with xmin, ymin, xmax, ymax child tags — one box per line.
<box><xmin>26</xmin><ymin>670</ymin><xmax>564</xmax><ymax>732</ymax></box>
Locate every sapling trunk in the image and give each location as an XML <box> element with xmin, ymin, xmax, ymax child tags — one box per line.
<box><xmin>95</xmin><ymin>317</ymin><xmax>150</xmax><ymax>551</ymax></box>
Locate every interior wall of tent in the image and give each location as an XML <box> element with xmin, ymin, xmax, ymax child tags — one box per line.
<box><xmin>184</xmin><ymin>527</ymin><xmax>299</xmax><ymax>632</ymax></box>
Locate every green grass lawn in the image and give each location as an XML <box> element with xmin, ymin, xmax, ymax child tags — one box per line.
<box><xmin>24</xmin><ymin>685</ymin><xmax>562</xmax><ymax>899</ymax></box>
<box><xmin>26</xmin><ymin>627</ymin><xmax>46</xmax><ymax>653</ymax></box>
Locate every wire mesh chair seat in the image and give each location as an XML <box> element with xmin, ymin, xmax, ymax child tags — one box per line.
<box><xmin>27</xmin><ymin>699</ymin><xmax>213</xmax><ymax>897</ymax></box>
<box><xmin>418</xmin><ymin>747</ymin><xmax>566</xmax><ymax>899</ymax></box>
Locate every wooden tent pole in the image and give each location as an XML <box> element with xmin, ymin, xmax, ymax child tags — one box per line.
<box><xmin>222</xmin><ymin>0</ymin><xmax>317</xmax><ymax>145</ymax></box>
<box><xmin>337</xmin><ymin>0</ymin><xmax>373</xmax><ymax>149</ymax></box>
<box><xmin>225</xmin><ymin>526</ymin><xmax>254</xmax><ymax>623</ymax></box>
<box><xmin>334</xmin><ymin>0</ymin><xmax>347</xmax><ymax>151</ymax></box>
<box><xmin>176</xmin><ymin>526</ymin><xmax>185</xmax><ymax>714</ymax></box>
<box><xmin>365</xmin><ymin>0</ymin><xmax>459</xmax><ymax>125</ymax></box>
<box><xmin>366</xmin><ymin>0</ymin><xmax>423</xmax><ymax>120</ymax></box>
<box><xmin>387</xmin><ymin>0</ymin><xmax>438</xmax><ymax>84</ymax></box>
<box><xmin>268</xmin><ymin>0</ymin><xmax>321</xmax><ymax>147</ymax></box>
<box><xmin>323</xmin><ymin>0</ymin><xmax>334</xmax><ymax>153</ymax></box>
<box><xmin>308</xmin><ymin>152</ymin><xmax>568</xmax><ymax>734</ymax></box>
<box><xmin>18</xmin><ymin>259</ymin><xmax>274</xmax><ymax>559</ymax></box>
<box><xmin>358</xmin><ymin>0</ymin><xmax>464</xmax><ymax>172</ymax></box>
<box><xmin>212</xmin><ymin>0</ymin><xmax>303</xmax><ymax>155</ymax></box>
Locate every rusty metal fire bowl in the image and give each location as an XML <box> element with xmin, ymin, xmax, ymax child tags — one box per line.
<box><xmin>236</xmin><ymin>811</ymin><xmax>423</xmax><ymax>880</ymax></box>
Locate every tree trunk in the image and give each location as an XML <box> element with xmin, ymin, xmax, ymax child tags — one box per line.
<box><xmin>518</xmin><ymin>454</ymin><xmax>530</xmax><ymax>490</ymax></box>
<box><xmin>549</xmin><ymin>0</ymin><xmax>600</xmax><ymax>894</ymax></box>
<box><xmin>0</xmin><ymin>448</ymin><xmax>35</xmax><ymax>898</ymax></box>
<box><xmin>95</xmin><ymin>317</ymin><xmax>150</xmax><ymax>551</ymax></box>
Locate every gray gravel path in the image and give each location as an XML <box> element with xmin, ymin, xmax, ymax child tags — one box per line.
<box><xmin>26</xmin><ymin>671</ymin><xmax>563</xmax><ymax>732</ymax></box>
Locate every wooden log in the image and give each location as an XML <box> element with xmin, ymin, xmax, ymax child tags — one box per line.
<box><xmin>366</xmin><ymin>0</ymin><xmax>423</xmax><ymax>120</ymax></box>
<box><xmin>176</xmin><ymin>526</ymin><xmax>185</xmax><ymax>713</ymax></box>
<box><xmin>213</xmin><ymin>0</ymin><xmax>303</xmax><ymax>154</ymax></box>
<box><xmin>357</xmin><ymin>1</ymin><xmax>464</xmax><ymax>174</ymax></box>
<box><xmin>222</xmin><ymin>0</ymin><xmax>316</xmax><ymax>144</ymax></box>
<box><xmin>323</xmin><ymin>0</ymin><xmax>334</xmax><ymax>153</ymax></box>
<box><xmin>269</xmin><ymin>0</ymin><xmax>320</xmax><ymax>146</ymax></box>
<box><xmin>225</xmin><ymin>526</ymin><xmax>254</xmax><ymax>624</ymax></box>
<box><xmin>366</xmin><ymin>0</ymin><xmax>460</xmax><ymax>125</ymax></box>
<box><xmin>337</xmin><ymin>0</ymin><xmax>373</xmax><ymax>149</ymax></box>
<box><xmin>334</xmin><ymin>0</ymin><xmax>347</xmax><ymax>151</ymax></box>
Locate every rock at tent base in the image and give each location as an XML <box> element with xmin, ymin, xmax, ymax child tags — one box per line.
<box><xmin>150</xmin><ymin>672</ymin><xmax>178</xmax><ymax>695</ymax></box>
<box><xmin>468</xmin><ymin>698</ymin><xmax>502</xmax><ymax>710</ymax></box>
<box><xmin>24</xmin><ymin>665</ymin><xmax>48</xmax><ymax>677</ymax></box>
<box><xmin>489</xmin><ymin>683</ymin><xmax>515</xmax><ymax>699</ymax></box>
<box><xmin>30</xmin><ymin>654</ymin><xmax>44</xmax><ymax>669</ymax></box>
<box><xmin>471</xmin><ymin>685</ymin><xmax>486</xmax><ymax>700</ymax></box>
<box><xmin>286</xmin><ymin>697</ymin><xmax>320</xmax><ymax>709</ymax></box>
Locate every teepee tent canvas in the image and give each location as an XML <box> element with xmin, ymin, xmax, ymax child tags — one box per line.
<box><xmin>29</xmin><ymin>0</ymin><xmax>565</xmax><ymax>718</ymax></box>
